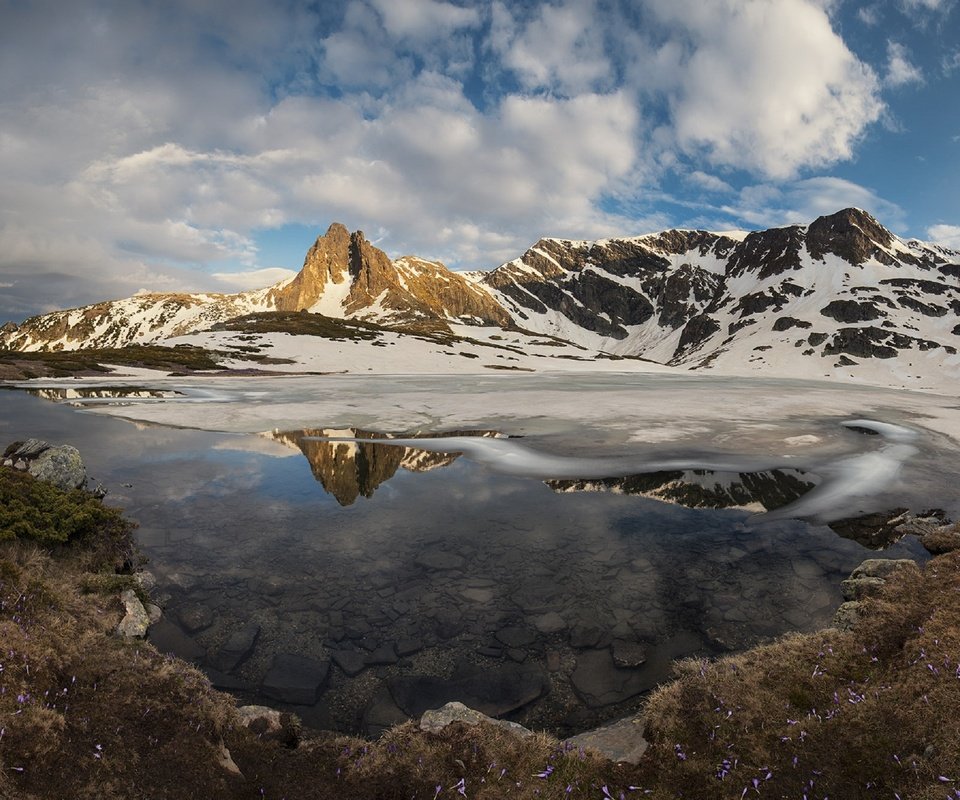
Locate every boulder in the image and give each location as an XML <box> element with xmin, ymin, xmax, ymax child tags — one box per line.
<box><xmin>850</xmin><ymin>558</ymin><xmax>919</xmax><ymax>580</ymax></box>
<box><xmin>563</xmin><ymin>714</ymin><xmax>648</xmax><ymax>764</ymax></box>
<box><xmin>420</xmin><ymin>702</ymin><xmax>533</xmax><ymax>738</ymax></box>
<box><xmin>833</xmin><ymin>601</ymin><xmax>863</xmax><ymax>630</ymax></box>
<box><xmin>920</xmin><ymin>526</ymin><xmax>960</xmax><ymax>555</ymax></box>
<box><xmin>116</xmin><ymin>589</ymin><xmax>150</xmax><ymax>639</ymax></box>
<box><xmin>840</xmin><ymin>576</ymin><xmax>886</xmax><ymax>601</ymax></box>
<box><xmin>236</xmin><ymin>704</ymin><xmax>302</xmax><ymax>747</ymax></box>
<box><xmin>4</xmin><ymin>439</ymin><xmax>86</xmax><ymax>491</ymax></box>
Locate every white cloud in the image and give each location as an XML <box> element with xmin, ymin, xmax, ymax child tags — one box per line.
<box><xmin>900</xmin><ymin>0</ymin><xmax>952</xmax><ymax>10</ymax></box>
<box><xmin>0</xmin><ymin>0</ymin><xmax>905</xmax><ymax>319</ymax></box>
<box><xmin>644</xmin><ymin>0</ymin><xmax>884</xmax><ymax>179</ymax></box>
<box><xmin>943</xmin><ymin>50</ymin><xmax>960</xmax><ymax>74</ymax></box>
<box><xmin>686</xmin><ymin>170</ymin><xmax>734</xmax><ymax>194</ymax></box>
<box><xmin>490</xmin><ymin>0</ymin><xmax>613</xmax><ymax>95</ymax></box>
<box><xmin>368</xmin><ymin>0</ymin><xmax>480</xmax><ymax>40</ymax></box>
<box><xmin>857</xmin><ymin>5</ymin><xmax>882</xmax><ymax>24</ymax></box>
<box><xmin>885</xmin><ymin>41</ymin><xmax>924</xmax><ymax>87</ymax></box>
<box><xmin>928</xmin><ymin>224</ymin><xmax>960</xmax><ymax>249</ymax></box>
<box><xmin>720</xmin><ymin>177</ymin><xmax>905</xmax><ymax>230</ymax></box>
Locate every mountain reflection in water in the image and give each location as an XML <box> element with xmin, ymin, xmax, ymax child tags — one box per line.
<box><xmin>548</xmin><ymin>469</ymin><xmax>816</xmax><ymax>512</ymax></box>
<box><xmin>25</xmin><ymin>386</ymin><xmax>183</xmax><ymax>404</ymax></box>
<box><xmin>270</xmin><ymin>429</ymin><xmax>499</xmax><ymax>506</ymax></box>
<box><xmin>275</xmin><ymin>428</ymin><xmax>819</xmax><ymax>513</ymax></box>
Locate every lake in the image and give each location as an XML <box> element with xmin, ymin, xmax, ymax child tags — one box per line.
<box><xmin>1</xmin><ymin>374</ymin><xmax>952</xmax><ymax>737</ymax></box>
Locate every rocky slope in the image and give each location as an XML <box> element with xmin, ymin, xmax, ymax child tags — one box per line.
<box><xmin>3</xmin><ymin>209</ymin><xmax>958</xmax><ymax>387</ymax></box>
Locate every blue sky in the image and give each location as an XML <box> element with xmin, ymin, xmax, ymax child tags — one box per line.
<box><xmin>0</xmin><ymin>0</ymin><xmax>958</xmax><ymax>320</ymax></box>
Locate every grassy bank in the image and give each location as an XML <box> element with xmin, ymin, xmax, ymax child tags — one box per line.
<box><xmin>1</xmin><ymin>464</ymin><xmax>958</xmax><ymax>799</ymax></box>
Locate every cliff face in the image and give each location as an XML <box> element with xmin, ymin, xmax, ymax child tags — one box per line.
<box><xmin>268</xmin><ymin>224</ymin><xmax>510</xmax><ymax>327</ymax></box>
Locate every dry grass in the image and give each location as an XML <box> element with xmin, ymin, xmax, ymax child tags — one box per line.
<box><xmin>636</xmin><ymin>551</ymin><xmax>960</xmax><ymax>799</ymax></box>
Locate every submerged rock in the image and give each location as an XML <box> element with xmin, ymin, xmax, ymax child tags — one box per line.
<box><xmin>570</xmin><ymin>649</ymin><xmax>652</xmax><ymax>708</ymax></box>
<box><xmin>261</xmin><ymin>653</ymin><xmax>330</xmax><ymax>705</ymax></box>
<box><xmin>148</xmin><ymin>618</ymin><xmax>206</xmax><ymax>663</ymax></box>
<box><xmin>209</xmin><ymin>623</ymin><xmax>260</xmax><ymax>672</ymax></box>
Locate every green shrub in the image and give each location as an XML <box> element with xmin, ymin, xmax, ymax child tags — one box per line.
<box><xmin>0</xmin><ymin>468</ymin><xmax>128</xmax><ymax>545</ymax></box>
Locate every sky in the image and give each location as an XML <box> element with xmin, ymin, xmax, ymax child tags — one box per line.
<box><xmin>1</xmin><ymin>0</ymin><xmax>958</xmax><ymax>322</ymax></box>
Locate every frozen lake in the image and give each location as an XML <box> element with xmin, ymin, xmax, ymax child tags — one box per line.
<box><xmin>3</xmin><ymin>372</ymin><xmax>958</xmax><ymax>735</ymax></box>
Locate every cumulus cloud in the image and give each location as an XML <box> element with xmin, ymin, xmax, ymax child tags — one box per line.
<box><xmin>643</xmin><ymin>0</ymin><xmax>884</xmax><ymax>180</ymax></box>
<box><xmin>368</xmin><ymin>0</ymin><xmax>480</xmax><ymax>40</ymax></box>
<box><xmin>928</xmin><ymin>224</ymin><xmax>960</xmax><ymax>249</ymax></box>
<box><xmin>885</xmin><ymin>41</ymin><xmax>924</xmax><ymax>87</ymax></box>
<box><xmin>0</xmin><ymin>0</ymin><xmax>922</xmax><ymax>320</ymax></box>
<box><xmin>490</xmin><ymin>0</ymin><xmax>613</xmax><ymax>95</ymax></box>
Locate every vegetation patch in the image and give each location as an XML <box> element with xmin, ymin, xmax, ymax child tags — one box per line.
<box><xmin>209</xmin><ymin>311</ymin><xmax>385</xmax><ymax>341</ymax></box>
<box><xmin>634</xmin><ymin>548</ymin><xmax>960</xmax><ymax>799</ymax></box>
<box><xmin>0</xmin><ymin>345</ymin><xmax>223</xmax><ymax>380</ymax></box>
<box><xmin>0</xmin><ymin>467</ymin><xmax>129</xmax><ymax>546</ymax></box>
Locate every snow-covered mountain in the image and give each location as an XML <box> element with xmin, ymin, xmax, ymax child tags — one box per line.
<box><xmin>2</xmin><ymin>208</ymin><xmax>958</xmax><ymax>388</ymax></box>
<box><xmin>479</xmin><ymin>208</ymin><xmax>960</xmax><ymax>383</ymax></box>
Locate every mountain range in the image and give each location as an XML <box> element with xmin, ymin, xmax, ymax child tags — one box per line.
<box><xmin>3</xmin><ymin>208</ymin><xmax>958</xmax><ymax>388</ymax></box>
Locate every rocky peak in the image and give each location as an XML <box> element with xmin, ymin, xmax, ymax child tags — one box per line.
<box><xmin>269</xmin><ymin>223</ymin><xmax>353</xmax><ymax>311</ymax></box>
<box><xmin>806</xmin><ymin>208</ymin><xmax>896</xmax><ymax>266</ymax></box>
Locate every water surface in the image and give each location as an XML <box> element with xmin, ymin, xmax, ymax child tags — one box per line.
<box><xmin>0</xmin><ymin>386</ymin><xmax>941</xmax><ymax>736</ymax></box>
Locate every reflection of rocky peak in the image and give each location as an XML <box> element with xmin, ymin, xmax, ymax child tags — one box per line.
<box><xmin>547</xmin><ymin>469</ymin><xmax>817</xmax><ymax>512</ymax></box>
<box><xmin>271</xmin><ymin>428</ymin><xmax>499</xmax><ymax>506</ymax></box>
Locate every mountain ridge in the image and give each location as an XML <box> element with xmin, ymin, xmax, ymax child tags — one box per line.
<box><xmin>2</xmin><ymin>208</ymin><xmax>959</xmax><ymax>389</ymax></box>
